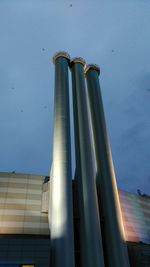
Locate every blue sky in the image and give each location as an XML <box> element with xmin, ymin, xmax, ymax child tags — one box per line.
<box><xmin>0</xmin><ymin>0</ymin><xmax>150</xmax><ymax>194</ymax></box>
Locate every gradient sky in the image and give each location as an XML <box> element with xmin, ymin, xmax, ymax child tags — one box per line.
<box><xmin>0</xmin><ymin>0</ymin><xmax>150</xmax><ymax>194</ymax></box>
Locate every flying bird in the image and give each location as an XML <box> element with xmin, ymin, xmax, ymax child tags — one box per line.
<box><xmin>70</xmin><ymin>4</ymin><xmax>72</xmax><ymax>7</ymax></box>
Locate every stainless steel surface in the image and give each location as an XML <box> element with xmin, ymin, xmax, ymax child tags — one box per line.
<box><xmin>71</xmin><ymin>59</ymin><xmax>105</xmax><ymax>267</ymax></box>
<box><xmin>50</xmin><ymin>52</ymin><xmax>75</xmax><ymax>267</ymax></box>
<box><xmin>85</xmin><ymin>66</ymin><xmax>130</xmax><ymax>267</ymax></box>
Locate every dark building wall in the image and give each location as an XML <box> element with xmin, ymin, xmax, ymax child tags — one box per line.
<box><xmin>127</xmin><ymin>242</ymin><xmax>150</xmax><ymax>267</ymax></box>
<box><xmin>0</xmin><ymin>236</ymin><xmax>50</xmax><ymax>267</ymax></box>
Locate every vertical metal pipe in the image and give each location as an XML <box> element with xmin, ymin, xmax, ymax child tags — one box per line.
<box><xmin>70</xmin><ymin>58</ymin><xmax>105</xmax><ymax>267</ymax></box>
<box><xmin>50</xmin><ymin>52</ymin><xmax>75</xmax><ymax>267</ymax></box>
<box><xmin>85</xmin><ymin>64</ymin><xmax>130</xmax><ymax>267</ymax></box>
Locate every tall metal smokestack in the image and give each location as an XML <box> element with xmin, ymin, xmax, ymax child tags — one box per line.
<box><xmin>70</xmin><ymin>58</ymin><xmax>105</xmax><ymax>267</ymax></box>
<box><xmin>50</xmin><ymin>52</ymin><xmax>75</xmax><ymax>267</ymax></box>
<box><xmin>84</xmin><ymin>64</ymin><xmax>130</xmax><ymax>267</ymax></box>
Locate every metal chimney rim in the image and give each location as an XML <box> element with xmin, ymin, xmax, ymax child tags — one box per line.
<box><xmin>70</xmin><ymin>57</ymin><xmax>86</xmax><ymax>67</ymax></box>
<box><xmin>84</xmin><ymin>64</ymin><xmax>100</xmax><ymax>75</ymax></box>
<box><xmin>52</xmin><ymin>51</ymin><xmax>70</xmax><ymax>63</ymax></box>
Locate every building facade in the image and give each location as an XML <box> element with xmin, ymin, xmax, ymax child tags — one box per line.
<box><xmin>0</xmin><ymin>172</ymin><xmax>50</xmax><ymax>267</ymax></box>
<box><xmin>0</xmin><ymin>172</ymin><xmax>150</xmax><ymax>266</ymax></box>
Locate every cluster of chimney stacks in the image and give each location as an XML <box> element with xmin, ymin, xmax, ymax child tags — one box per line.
<box><xmin>49</xmin><ymin>52</ymin><xmax>130</xmax><ymax>267</ymax></box>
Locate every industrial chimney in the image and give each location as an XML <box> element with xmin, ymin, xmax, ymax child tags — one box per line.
<box><xmin>50</xmin><ymin>52</ymin><xmax>75</xmax><ymax>267</ymax></box>
<box><xmin>70</xmin><ymin>58</ymin><xmax>105</xmax><ymax>267</ymax></box>
<box><xmin>84</xmin><ymin>64</ymin><xmax>130</xmax><ymax>267</ymax></box>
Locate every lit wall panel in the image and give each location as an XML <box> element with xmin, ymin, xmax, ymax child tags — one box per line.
<box><xmin>0</xmin><ymin>173</ymin><xmax>49</xmax><ymax>235</ymax></box>
<box><xmin>119</xmin><ymin>190</ymin><xmax>150</xmax><ymax>243</ymax></box>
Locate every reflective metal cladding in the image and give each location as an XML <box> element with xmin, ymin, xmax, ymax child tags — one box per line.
<box><xmin>70</xmin><ymin>58</ymin><xmax>105</xmax><ymax>267</ymax></box>
<box><xmin>85</xmin><ymin>63</ymin><xmax>130</xmax><ymax>267</ymax></box>
<box><xmin>50</xmin><ymin>52</ymin><xmax>75</xmax><ymax>267</ymax></box>
<box><xmin>50</xmin><ymin>52</ymin><xmax>130</xmax><ymax>267</ymax></box>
